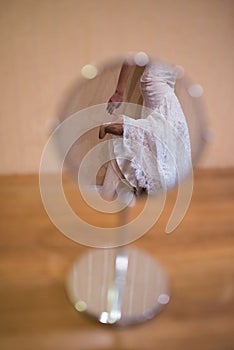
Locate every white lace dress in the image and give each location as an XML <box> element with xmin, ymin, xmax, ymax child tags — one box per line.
<box><xmin>112</xmin><ymin>62</ymin><xmax>192</xmax><ymax>195</ymax></box>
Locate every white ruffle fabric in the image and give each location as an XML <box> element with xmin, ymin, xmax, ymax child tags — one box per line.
<box><xmin>112</xmin><ymin>62</ymin><xmax>192</xmax><ymax>195</ymax></box>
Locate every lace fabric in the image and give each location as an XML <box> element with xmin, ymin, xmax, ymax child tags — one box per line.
<box><xmin>113</xmin><ymin>62</ymin><xmax>192</xmax><ymax>195</ymax></box>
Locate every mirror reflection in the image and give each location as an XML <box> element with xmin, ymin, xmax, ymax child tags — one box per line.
<box><xmin>57</xmin><ymin>54</ymin><xmax>206</xmax><ymax>205</ymax></box>
<box><xmin>43</xmin><ymin>53</ymin><xmax>208</xmax><ymax>325</ymax></box>
<box><xmin>99</xmin><ymin>57</ymin><xmax>192</xmax><ymax>200</ymax></box>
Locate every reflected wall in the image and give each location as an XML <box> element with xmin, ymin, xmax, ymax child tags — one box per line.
<box><xmin>0</xmin><ymin>0</ymin><xmax>233</xmax><ymax>173</ymax></box>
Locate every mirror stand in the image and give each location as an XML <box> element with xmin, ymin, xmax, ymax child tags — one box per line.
<box><xmin>66</xmin><ymin>203</ymin><xmax>170</xmax><ymax>326</ymax></box>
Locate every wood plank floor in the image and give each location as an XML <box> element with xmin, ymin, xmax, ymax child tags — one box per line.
<box><xmin>0</xmin><ymin>169</ymin><xmax>233</xmax><ymax>350</ymax></box>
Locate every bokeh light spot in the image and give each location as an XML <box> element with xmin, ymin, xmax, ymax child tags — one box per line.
<box><xmin>134</xmin><ymin>52</ymin><xmax>149</xmax><ymax>66</ymax></box>
<box><xmin>81</xmin><ymin>64</ymin><xmax>98</xmax><ymax>79</ymax></box>
<box><xmin>188</xmin><ymin>84</ymin><xmax>204</xmax><ymax>98</ymax></box>
<box><xmin>75</xmin><ymin>300</ymin><xmax>87</xmax><ymax>312</ymax></box>
<box><xmin>158</xmin><ymin>293</ymin><xmax>170</xmax><ymax>305</ymax></box>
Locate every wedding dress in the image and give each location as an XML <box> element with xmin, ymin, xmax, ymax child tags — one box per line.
<box><xmin>110</xmin><ymin>61</ymin><xmax>192</xmax><ymax>195</ymax></box>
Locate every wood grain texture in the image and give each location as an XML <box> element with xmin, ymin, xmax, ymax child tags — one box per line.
<box><xmin>0</xmin><ymin>169</ymin><xmax>233</xmax><ymax>350</ymax></box>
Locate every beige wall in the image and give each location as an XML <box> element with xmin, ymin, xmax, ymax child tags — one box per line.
<box><xmin>0</xmin><ymin>0</ymin><xmax>233</xmax><ymax>174</ymax></box>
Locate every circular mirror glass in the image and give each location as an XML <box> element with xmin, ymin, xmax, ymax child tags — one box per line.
<box><xmin>40</xmin><ymin>52</ymin><xmax>208</xmax><ymax>326</ymax></box>
<box><xmin>40</xmin><ymin>53</ymin><xmax>207</xmax><ymax>248</ymax></box>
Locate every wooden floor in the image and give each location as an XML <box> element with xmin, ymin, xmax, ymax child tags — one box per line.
<box><xmin>0</xmin><ymin>169</ymin><xmax>234</xmax><ymax>350</ymax></box>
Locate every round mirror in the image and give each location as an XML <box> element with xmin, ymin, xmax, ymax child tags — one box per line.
<box><xmin>58</xmin><ymin>53</ymin><xmax>207</xmax><ymax>194</ymax></box>
<box><xmin>40</xmin><ymin>52</ymin><xmax>208</xmax><ymax>325</ymax></box>
<box><xmin>40</xmin><ymin>53</ymin><xmax>207</xmax><ymax>248</ymax></box>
